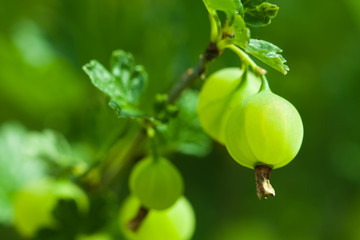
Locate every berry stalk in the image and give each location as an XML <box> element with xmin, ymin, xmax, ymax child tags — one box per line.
<box><xmin>127</xmin><ymin>206</ymin><xmax>149</xmax><ymax>232</ymax></box>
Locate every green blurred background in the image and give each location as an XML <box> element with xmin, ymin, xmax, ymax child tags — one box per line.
<box><xmin>1</xmin><ymin>0</ymin><xmax>360</xmax><ymax>239</ymax></box>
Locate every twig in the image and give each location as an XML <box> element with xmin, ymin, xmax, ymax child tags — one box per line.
<box><xmin>168</xmin><ymin>42</ymin><xmax>221</xmax><ymax>103</ymax></box>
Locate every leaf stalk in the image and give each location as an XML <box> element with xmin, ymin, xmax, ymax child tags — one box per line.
<box><xmin>227</xmin><ymin>44</ymin><xmax>266</xmax><ymax>76</ymax></box>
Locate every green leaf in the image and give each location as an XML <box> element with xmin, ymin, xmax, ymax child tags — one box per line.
<box><xmin>233</xmin><ymin>15</ymin><xmax>250</xmax><ymax>48</ymax></box>
<box><xmin>83</xmin><ymin>50</ymin><xmax>149</xmax><ymax>121</ymax></box>
<box><xmin>83</xmin><ymin>60</ymin><xmax>124</xmax><ymax>101</ymax></box>
<box><xmin>203</xmin><ymin>0</ymin><xmax>244</xmax><ymax>16</ymax></box>
<box><xmin>83</xmin><ymin>50</ymin><xmax>147</xmax><ymax>105</ymax></box>
<box><xmin>244</xmin><ymin>1</ymin><xmax>279</xmax><ymax>27</ymax></box>
<box><xmin>245</xmin><ymin>39</ymin><xmax>289</xmax><ymax>74</ymax></box>
<box><xmin>110</xmin><ymin>50</ymin><xmax>147</xmax><ymax>104</ymax></box>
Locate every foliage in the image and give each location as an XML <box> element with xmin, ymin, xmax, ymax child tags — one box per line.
<box><xmin>0</xmin><ymin>123</ymin><xmax>89</xmax><ymax>225</ymax></box>
<box><xmin>203</xmin><ymin>0</ymin><xmax>289</xmax><ymax>74</ymax></box>
<box><xmin>246</xmin><ymin>39</ymin><xmax>289</xmax><ymax>74</ymax></box>
<box><xmin>83</xmin><ymin>50</ymin><xmax>149</xmax><ymax>119</ymax></box>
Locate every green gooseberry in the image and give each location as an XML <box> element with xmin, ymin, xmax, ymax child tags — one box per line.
<box><xmin>13</xmin><ymin>178</ymin><xmax>89</xmax><ymax>238</ymax></box>
<box><xmin>197</xmin><ymin>67</ymin><xmax>261</xmax><ymax>144</ymax></box>
<box><xmin>225</xmin><ymin>78</ymin><xmax>303</xmax><ymax>199</ymax></box>
<box><xmin>129</xmin><ymin>156</ymin><xmax>183</xmax><ymax>210</ymax></box>
<box><xmin>119</xmin><ymin>195</ymin><xmax>195</xmax><ymax>240</ymax></box>
<box><xmin>225</xmin><ymin>79</ymin><xmax>303</xmax><ymax>169</ymax></box>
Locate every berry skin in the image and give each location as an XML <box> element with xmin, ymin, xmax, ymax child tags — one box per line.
<box><xmin>197</xmin><ymin>68</ymin><xmax>261</xmax><ymax>144</ymax></box>
<box><xmin>119</xmin><ymin>195</ymin><xmax>195</xmax><ymax>240</ymax></box>
<box><xmin>129</xmin><ymin>156</ymin><xmax>183</xmax><ymax>210</ymax></box>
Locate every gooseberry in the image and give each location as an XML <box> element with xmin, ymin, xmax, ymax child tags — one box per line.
<box><xmin>129</xmin><ymin>156</ymin><xmax>183</xmax><ymax>210</ymax></box>
<box><xmin>197</xmin><ymin>68</ymin><xmax>261</xmax><ymax>144</ymax></box>
<box><xmin>119</xmin><ymin>195</ymin><xmax>195</xmax><ymax>240</ymax></box>
<box><xmin>225</xmin><ymin>78</ymin><xmax>303</xmax><ymax>198</ymax></box>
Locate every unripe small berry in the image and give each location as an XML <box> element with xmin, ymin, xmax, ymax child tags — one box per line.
<box><xmin>129</xmin><ymin>156</ymin><xmax>183</xmax><ymax>210</ymax></box>
<box><xmin>197</xmin><ymin>68</ymin><xmax>261</xmax><ymax>144</ymax></box>
<box><xmin>225</xmin><ymin>85</ymin><xmax>303</xmax><ymax>169</ymax></box>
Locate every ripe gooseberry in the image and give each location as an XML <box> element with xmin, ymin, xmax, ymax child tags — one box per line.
<box><xmin>129</xmin><ymin>156</ymin><xmax>183</xmax><ymax>210</ymax></box>
<box><xmin>225</xmin><ymin>77</ymin><xmax>303</xmax><ymax>198</ymax></box>
<box><xmin>13</xmin><ymin>178</ymin><xmax>89</xmax><ymax>238</ymax></box>
<box><xmin>197</xmin><ymin>68</ymin><xmax>261</xmax><ymax>144</ymax></box>
<box><xmin>119</xmin><ymin>195</ymin><xmax>195</xmax><ymax>240</ymax></box>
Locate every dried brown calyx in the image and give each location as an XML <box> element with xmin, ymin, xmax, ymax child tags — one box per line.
<box><xmin>255</xmin><ymin>165</ymin><xmax>275</xmax><ymax>200</ymax></box>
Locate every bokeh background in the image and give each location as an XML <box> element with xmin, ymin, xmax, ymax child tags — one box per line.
<box><xmin>1</xmin><ymin>0</ymin><xmax>360</xmax><ymax>239</ymax></box>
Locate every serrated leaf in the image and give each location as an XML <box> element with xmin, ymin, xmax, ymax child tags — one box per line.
<box><xmin>233</xmin><ymin>15</ymin><xmax>250</xmax><ymax>48</ymax></box>
<box><xmin>203</xmin><ymin>0</ymin><xmax>244</xmax><ymax>16</ymax></box>
<box><xmin>83</xmin><ymin>60</ymin><xmax>124</xmax><ymax>101</ymax></box>
<box><xmin>244</xmin><ymin>2</ymin><xmax>279</xmax><ymax>27</ymax></box>
<box><xmin>84</xmin><ymin>50</ymin><xmax>149</xmax><ymax>121</ymax></box>
<box><xmin>110</xmin><ymin>50</ymin><xmax>147</xmax><ymax>104</ymax></box>
<box><xmin>83</xmin><ymin>50</ymin><xmax>147</xmax><ymax>106</ymax></box>
<box><xmin>245</xmin><ymin>39</ymin><xmax>289</xmax><ymax>74</ymax></box>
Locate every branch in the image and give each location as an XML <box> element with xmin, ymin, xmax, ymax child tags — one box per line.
<box><xmin>168</xmin><ymin>42</ymin><xmax>221</xmax><ymax>103</ymax></box>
